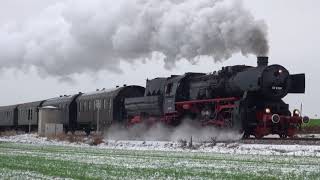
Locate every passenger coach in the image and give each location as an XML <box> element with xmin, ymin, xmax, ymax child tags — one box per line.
<box><xmin>77</xmin><ymin>86</ymin><xmax>145</xmax><ymax>133</ymax></box>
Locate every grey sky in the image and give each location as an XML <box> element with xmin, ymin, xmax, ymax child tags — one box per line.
<box><xmin>0</xmin><ymin>0</ymin><xmax>319</xmax><ymax>117</ymax></box>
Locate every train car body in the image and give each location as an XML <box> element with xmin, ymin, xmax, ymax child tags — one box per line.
<box><xmin>17</xmin><ymin>101</ymin><xmax>45</xmax><ymax>130</ymax></box>
<box><xmin>77</xmin><ymin>86</ymin><xmax>145</xmax><ymax>132</ymax></box>
<box><xmin>0</xmin><ymin>105</ymin><xmax>18</xmax><ymax>128</ymax></box>
<box><xmin>42</xmin><ymin>94</ymin><xmax>81</xmax><ymax>131</ymax></box>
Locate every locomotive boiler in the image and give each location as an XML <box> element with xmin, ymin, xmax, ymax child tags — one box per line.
<box><xmin>125</xmin><ymin>57</ymin><xmax>308</xmax><ymax>138</ymax></box>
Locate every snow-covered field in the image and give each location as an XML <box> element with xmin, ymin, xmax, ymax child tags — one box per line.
<box><xmin>0</xmin><ymin>134</ymin><xmax>320</xmax><ymax>179</ymax></box>
<box><xmin>1</xmin><ymin>133</ymin><xmax>320</xmax><ymax>157</ymax></box>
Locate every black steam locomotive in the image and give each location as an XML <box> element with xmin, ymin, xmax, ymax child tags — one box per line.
<box><xmin>0</xmin><ymin>57</ymin><xmax>308</xmax><ymax>138</ymax></box>
<box><xmin>125</xmin><ymin>57</ymin><xmax>308</xmax><ymax>138</ymax></box>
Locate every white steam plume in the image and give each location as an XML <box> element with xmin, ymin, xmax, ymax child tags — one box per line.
<box><xmin>0</xmin><ymin>0</ymin><xmax>269</xmax><ymax>78</ymax></box>
<box><xmin>105</xmin><ymin>120</ymin><xmax>243</xmax><ymax>142</ymax></box>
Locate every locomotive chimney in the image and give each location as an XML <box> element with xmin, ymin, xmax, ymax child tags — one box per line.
<box><xmin>257</xmin><ymin>56</ymin><xmax>268</xmax><ymax>67</ymax></box>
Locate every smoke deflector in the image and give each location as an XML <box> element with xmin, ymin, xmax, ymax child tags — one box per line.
<box><xmin>288</xmin><ymin>74</ymin><xmax>305</xmax><ymax>93</ymax></box>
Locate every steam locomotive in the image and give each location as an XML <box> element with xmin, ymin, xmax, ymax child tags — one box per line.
<box><xmin>0</xmin><ymin>57</ymin><xmax>308</xmax><ymax>138</ymax></box>
<box><xmin>125</xmin><ymin>56</ymin><xmax>308</xmax><ymax>138</ymax></box>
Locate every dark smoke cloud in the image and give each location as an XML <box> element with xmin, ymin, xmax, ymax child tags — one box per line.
<box><xmin>0</xmin><ymin>0</ymin><xmax>269</xmax><ymax>78</ymax></box>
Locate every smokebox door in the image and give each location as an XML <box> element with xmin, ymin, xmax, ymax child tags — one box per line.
<box><xmin>288</xmin><ymin>74</ymin><xmax>305</xmax><ymax>93</ymax></box>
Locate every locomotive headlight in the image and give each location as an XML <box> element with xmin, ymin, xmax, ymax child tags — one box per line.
<box><xmin>201</xmin><ymin>110</ymin><xmax>211</xmax><ymax>116</ymax></box>
<box><xmin>278</xmin><ymin>69</ymin><xmax>283</xmax><ymax>74</ymax></box>
<box><xmin>293</xmin><ymin>109</ymin><xmax>300</xmax><ymax>116</ymax></box>
<box><xmin>265</xmin><ymin>108</ymin><xmax>271</xmax><ymax>114</ymax></box>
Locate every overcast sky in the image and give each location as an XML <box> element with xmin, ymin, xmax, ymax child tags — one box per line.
<box><xmin>0</xmin><ymin>0</ymin><xmax>319</xmax><ymax>117</ymax></box>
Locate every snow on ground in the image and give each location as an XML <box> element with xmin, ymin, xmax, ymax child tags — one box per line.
<box><xmin>298</xmin><ymin>134</ymin><xmax>320</xmax><ymax>138</ymax></box>
<box><xmin>0</xmin><ymin>133</ymin><xmax>320</xmax><ymax>157</ymax></box>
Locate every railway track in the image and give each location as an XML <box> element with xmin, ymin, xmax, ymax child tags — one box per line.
<box><xmin>239</xmin><ymin>137</ymin><xmax>320</xmax><ymax>145</ymax></box>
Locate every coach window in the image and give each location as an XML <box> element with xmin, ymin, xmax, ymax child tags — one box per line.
<box><xmin>30</xmin><ymin>109</ymin><xmax>33</xmax><ymax>120</ymax></box>
<box><xmin>166</xmin><ymin>83</ymin><xmax>173</xmax><ymax>95</ymax></box>
<box><xmin>106</xmin><ymin>99</ymin><xmax>109</xmax><ymax>110</ymax></box>
<box><xmin>82</xmin><ymin>102</ymin><xmax>84</xmax><ymax>112</ymax></box>
<box><xmin>81</xmin><ymin>102</ymin><xmax>83</xmax><ymax>112</ymax></box>
<box><xmin>80</xmin><ymin>102</ymin><xmax>83</xmax><ymax>112</ymax></box>
<box><xmin>84</xmin><ymin>101</ymin><xmax>87</xmax><ymax>112</ymax></box>
<box><xmin>89</xmin><ymin>101</ymin><xmax>91</xmax><ymax>110</ymax></box>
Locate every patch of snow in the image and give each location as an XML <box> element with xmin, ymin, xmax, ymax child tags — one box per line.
<box><xmin>298</xmin><ymin>134</ymin><xmax>320</xmax><ymax>138</ymax></box>
<box><xmin>0</xmin><ymin>134</ymin><xmax>90</xmax><ymax>147</ymax></box>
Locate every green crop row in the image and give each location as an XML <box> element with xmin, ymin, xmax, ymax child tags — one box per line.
<box><xmin>0</xmin><ymin>142</ymin><xmax>320</xmax><ymax>179</ymax></box>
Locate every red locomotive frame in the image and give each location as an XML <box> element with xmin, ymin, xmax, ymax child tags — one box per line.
<box><xmin>128</xmin><ymin>97</ymin><xmax>305</xmax><ymax>139</ymax></box>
